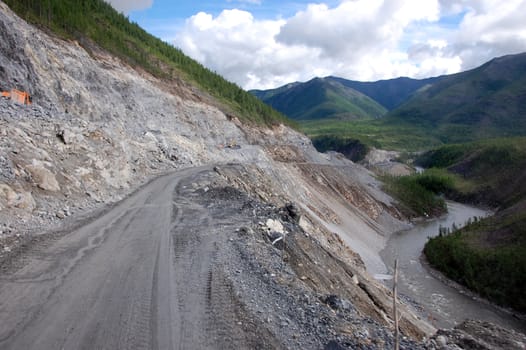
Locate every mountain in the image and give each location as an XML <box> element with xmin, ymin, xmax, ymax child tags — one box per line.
<box><xmin>384</xmin><ymin>52</ymin><xmax>526</xmax><ymax>144</ymax></box>
<box><xmin>329</xmin><ymin>76</ymin><xmax>443</xmax><ymax>110</ymax></box>
<box><xmin>269</xmin><ymin>53</ymin><xmax>526</xmax><ymax>151</ymax></box>
<box><xmin>250</xmin><ymin>75</ymin><xmax>444</xmax><ymax>123</ymax></box>
<box><xmin>251</xmin><ymin>77</ymin><xmax>387</xmax><ymax>121</ymax></box>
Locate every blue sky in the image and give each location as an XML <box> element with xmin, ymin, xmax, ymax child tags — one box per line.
<box><xmin>128</xmin><ymin>1</ymin><xmax>342</xmax><ymax>39</ymax></box>
<box><xmin>107</xmin><ymin>0</ymin><xmax>526</xmax><ymax>89</ymax></box>
<box><xmin>129</xmin><ymin>1</ymin><xmax>342</xmax><ymax>22</ymax></box>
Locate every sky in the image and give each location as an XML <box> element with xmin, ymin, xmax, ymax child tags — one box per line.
<box><xmin>106</xmin><ymin>0</ymin><xmax>526</xmax><ymax>90</ymax></box>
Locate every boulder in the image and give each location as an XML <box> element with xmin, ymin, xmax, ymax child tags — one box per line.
<box><xmin>0</xmin><ymin>183</ymin><xmax>17</xmax><ymax>205</ymax></box>
<box><xmin>56</xmin><ymin>128</ymin><xmax>77</xmax><ymax>144</ymax></box>
<box><xmin>13</xmin><ymin>191</ymin><xmax>36</xmax><ymax>210</ymax></box>
<box><xmin>266</xmin><ymin>218</ymin><xmax>284</xmax><ymax>234</ymax></box>
<box><xmin>0</xmin><ymin>183</ymin><xmax>35</xmax><ymax>211</ymax></box>
<box><xmin>299</xmin><ymin>215</ymin><xmax>315</xmax><ymax>234</ymax></box>
<box><xmin>26</xmin><ymin>163</ymin><xmax>60</xmax><ymax>192</ymax></box>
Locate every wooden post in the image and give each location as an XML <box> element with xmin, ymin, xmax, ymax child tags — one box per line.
<box><xmin>393</xmin><ymin>259</ymin><xmax>399</xmax><ymax>350</ymax></box>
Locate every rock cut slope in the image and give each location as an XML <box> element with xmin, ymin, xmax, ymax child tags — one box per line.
<box><xmin>0</xmin><ymin>0</ymin><xmax>284</xmax><ymax>233</ymax></box>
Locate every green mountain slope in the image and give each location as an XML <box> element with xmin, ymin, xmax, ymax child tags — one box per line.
<box><xmin>385</xmin><ymin>53</ymin><xmax>526</xmax><ymax>143</ymax></box>
<box><xmin>303</xmin><ymin>53</ymin><xmax>526</xmax><ymax>152</ymax></box>
<box><xmin>416</xmin><ymin>137</ymin><xmax>526</xmax><ymax>208</ymax></box>
<box><xmin>329</xmin><ymin>76</ymin><xmax>443</xmax><ymax>110</ymax></box>
<box><xmin>251</xmin><ymin>77</ymin><xmax>387</xmax><ymax>121</ymax></box>
<box><xmin>3</xmin><ymin>0</ymin><xmax>292</xmax><ymax>127</ymax></box>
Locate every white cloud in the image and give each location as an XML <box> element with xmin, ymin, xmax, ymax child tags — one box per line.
<box><xmin>450</xmin><ymin>0</ymin><xmax>526</xmax><ymax>70</ymax></box>
<box><xmin>107</xmin><ymin>0</ymin><xmax>153</xmax><ymax>14</ymax></box>
<box><xmin>172</xmin><ymin>0</ymin><xmax>526</xmax><ymax>89</ymax></box>
<box><xmin>175</xmin><ymin>9</ymin><xmax>304</xmax><ymax>89</ymax></box>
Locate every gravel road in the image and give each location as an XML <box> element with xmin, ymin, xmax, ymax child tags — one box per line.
<box><xmin>0</xmin><ymin>165</ymin><xmax>264</xmax><ymax>350</ymax></box>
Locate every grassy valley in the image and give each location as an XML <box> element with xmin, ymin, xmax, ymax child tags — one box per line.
<box><xmin>301</xmin><ymin>118</ymin><xmax>440</xmax><ymax>151</ymax></box>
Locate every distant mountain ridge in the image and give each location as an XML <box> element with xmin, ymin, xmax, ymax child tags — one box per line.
<box><xmin>253</xmin><ymin>52</ymin><xmax>526</xmax><ymax>149</ymax></box>
<box><xmin>384</xmin><ymin>52</ymin><xmax>526</xmax><ymax>143</ymax></box>
<box><xmin>251</xmin><ymin>77</ymin><xmax>387</xmax><ymax>121</ymax></box>
<box><xmin>329</xmin><ymin>76</ymin><xmax>444</xmax><ymax>110</ymax></box>
<box><xmin>250</xmin><ymin>75</ymin><xmax>444</xmax><ymax>122</ymax></box>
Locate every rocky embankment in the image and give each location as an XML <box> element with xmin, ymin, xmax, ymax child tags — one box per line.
<box><xmin>0</xmin><ymin>2</ymin><xmax>523</xmax><ymax>348</ymax></box>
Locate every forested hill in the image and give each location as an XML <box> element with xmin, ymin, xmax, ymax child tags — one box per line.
<box><xmin>258</xmin><ymin>53</ymin><xmax>526</xmax><ymax>151</ymax></box>
<box><xmin>2</xmin><ymin>0</ymin><xmax>292</xmax><ymax>127</ymax></box>
<box><xmin>251</xmin><ymin>77</ymin><xmax>387</xmax><ymax>121</ymax></box>
<box><xmin>384</xmin><ymin>52</ymin><xmax>526</xmax><ymax>143</ymax></box>
<box><xmin>329</xmin><ymin>76</ymin><xmax>443</xmax><ymax>110</ymax></box>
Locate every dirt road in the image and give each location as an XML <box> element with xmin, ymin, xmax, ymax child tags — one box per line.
<box><xmin>0</xmin><ymin>166</ymin><xmax>262</xmax><ymax>350</ymax></box>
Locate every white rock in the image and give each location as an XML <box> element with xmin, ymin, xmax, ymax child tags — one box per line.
<box><xmin>0</xmin><ymin>184</ymin><xmax>35</xmax><ymax>211</ymax></box>
<box><xmin>352</xmin><ymin>275</ymin><xmax>359</xmax><ymax>285</ymax></box>
<box><xmin>266</xmin><ymin>218</ymin><xmax>284</xmax><ymax>234</ymax></box>
<box><xmin>0</xmin><ymin>184</ymin><xmax>17</xmax><ymax>204</ymax></box>
<box><xmin>299</xmin><ymin>215</ymin><xmax>314</xmax><ymax>234</ymax></box>
<box><xmin>26</xmin><ymin>162</ymin><xmax>60</xmax><ymax>192</ymax></box>
<box><xmin>436</xmin><ymin>335</ymin><xmax>447</xmax><ymax>348</ymax></box>
<box><xmin>14</xmin><ymin>191</ymin><xmax>36</xmax><ymax>211</ymax></box>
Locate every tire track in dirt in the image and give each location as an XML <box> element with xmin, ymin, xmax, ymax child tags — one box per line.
<box><xmin>0</xmin><ymin>166</ymin><xmax>261</xmax><ymax>349</ymax></box>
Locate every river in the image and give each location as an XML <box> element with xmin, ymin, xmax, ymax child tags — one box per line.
<box><xmin>380</xmin><ymin>201</ymin><xmax>526</xmax><ymax>333</ymax></box>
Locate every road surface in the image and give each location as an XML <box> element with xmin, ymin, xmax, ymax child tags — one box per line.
<box><xmin>0</xmin><ymin>166</ymin><xmax>257</xmax><ymax>349</ymax></box>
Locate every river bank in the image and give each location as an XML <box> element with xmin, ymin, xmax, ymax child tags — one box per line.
<box><xmin>380</xmin><ymin>201</ymin><xmax>526</xmax><ymax>333</ymax></box>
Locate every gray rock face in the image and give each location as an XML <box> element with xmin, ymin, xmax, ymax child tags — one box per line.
<box><xmin>0</xmin><ymin>1</ymin><xmax>319</xmax><ymax>238</ymax></box>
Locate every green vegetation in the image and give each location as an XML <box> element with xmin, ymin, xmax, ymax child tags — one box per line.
<box><xmin>4</xmin><ymin>0</ymin><xmax>292</xmax><ymax>127</ymax></box>
<box><xmin>301</xmin><ymin>118</ymin><xmax>441</xmax><ymax>151</ymax></box>
<box><xmin>251</xmin><ymin>77</ymin><xmax>387</xmax><ymax>122</ymax></box>
<box><xmin>385</xmin><ymin>53</ymin><xmax>526</xmax><ymax>144</ymax></box>
<box><xmin>416</xmin><ymin>137</ymin><xmax>526</xmax><ymax>207</ymax></box>
<box><xmin>425</xmin><ymin>213</ymin><xmax>526</xmax><ymax>312</ymax></box>
<box><xmin>381</xmin><ymin>169</ymin><xmax>453</xmax><ymax>217</ymax></box>
<box><xmin>330</xmin><ymin>76</ymin><xmax>442</xmax><ymax>110</ymax></box>
<box><xmin>420</xmin><ymin>137</ymin><xmax>526</xmax><ymax>312</ymax></box>
<box><xmin>311</xmin><ymin>136</ymin><xmax>369</xmax><ymax>162</ymax></box>
<box><xmin>259</xmin><ymin>54</ymin><xmax>526</xmax><ymax>152</ymax></box>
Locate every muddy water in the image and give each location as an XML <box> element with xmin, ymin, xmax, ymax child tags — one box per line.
<box><xmin>380</xmin><ymin>201</ymin><xmax>526</xmax><ymax>333</ymax></box>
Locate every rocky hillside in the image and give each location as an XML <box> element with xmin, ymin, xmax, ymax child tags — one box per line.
<box><xmin>0</xmin><ymin>0</ymin><xmax>317</xmax><ymax>253</ymax></box>
<box><xmin>0</xmin><ymin>1</ymin><xmax>436</xmax><ymax>344</ymax></box>
<box><xmin>1</xmin><ymin>0</ymin><xmax>291</xmax><ymax>127</ymax></box>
